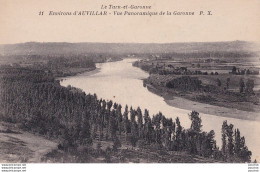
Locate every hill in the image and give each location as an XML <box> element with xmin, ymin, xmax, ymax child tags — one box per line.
<box><xmin>0</xmin><ymin>41</ymin><xmax>258</xmax><ymax>56</ymax></box>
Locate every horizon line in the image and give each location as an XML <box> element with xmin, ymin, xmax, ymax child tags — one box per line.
<box><xmin>1</xmin><ymin>40</ymin><xmax>259</xmax><ymax>46</ymax></box>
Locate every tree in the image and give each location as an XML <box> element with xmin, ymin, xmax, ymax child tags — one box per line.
<box><xmin>79</xmin><ymin>113</ymin><xmax>91</xmax><ymax>145</ymax></box>
<box><xmin>235</xmin><ymin>135</ymin><xmax>252</xmax><ymax>162</ymax></box>
<box><xmin>221</xmin><ymin>121</ymin><xmax>228</xmax><ymax>160</ymax></box>
<box><xmin>234</xmin><ymin>129</ymin><xmax>241</xmax><ymax>155</ymax></box>
<box><xmin>128</xmin><ymin>135</ymin><xmax>138</xmax><ymax>147</ymax></box>
<box><xmin>99</xmin><ymin>100</ymin><xmax>107</xmax><ymax>140</ymax></box>
<box><xmin>232</xmin><ymin>66</ymin><xmax>237</xmax><ymax>74</ymax></box>
<box><xmin>136</xmin><ymin>107</ymin><xmax>143</xmax><ymax>138</ymax></box>
<box><xmin>152</xmin><ymin>112</ymin><xmax>163</xmax><ymax>144</ymax></box>
<box><xmin>189</xmin><ymin>111</ymin><xmax>202</xmax><ymax>132</ymax></box>
<box><xmin>144</xmin><ymin>109</ymin><xmax>153</xmax><ymax>143</ymax></box>
<box><xmin>60</xmin><ymin>128</ymin><xmax>74</xmax><ymax>152</ymax></box>
<box><xmin>245</xmin><ymin>79</ymin><xmax>254</xmax><ymax>94</ymax></box>
<box><xmin>109</xmin><ymin>110</ymin><xmax>117</xmax><ymax>140</ymax></box>
<box><xmin>217</xmin><ymin>78</ymin><xmax>221</xmax><ymax>87</ymax></box>
<box><xmin>175</xmin><ymin>117</ymin><xmax>183</xmax><ymax>150</ymax></box>
<box><xmin>96</xmin><ymin>142</ymin><xmax>102</xmax><ymax>155</ymax></box>
<box><xmin>204</xmin><ymin>130</ymin><xmax>216</xmax><ymax>157</ymax></box>
<box><xmin>105</xmin><ymin>100</ymin><xmax>113</xmax><ymax>140</ymax></box>
<box><xmin>123</xmin><ymin>105</ymin><xmax>129</xmax><ymax>140</ymax></box>
<box><xmin>239</xmin><ymin>78</ymin><xmax>245</xmax><ymax>93</ymax></box>
<box><xmin>226</xmin><ymin>78</ymin><xmax>230</xmax><ymax>89</ymax></box>
<box><xmin>187</xmin><ymin>111</ymin><xmax>202</xmax><ymax>154</ymax></box>
<box><xmin>130</xmin><ymin>107</ymin><xmax>137</xmax><ymax>136</ymax></box>
<box><xmin>115</xmin><ymin>104</ymin><xmax>123</xmax><ymax>137</ymax></box>
<box><xmin>221</xmin><ymin>121</ymin><xmax>235</xmax><ymax>160</ymax></box>
<box><xmin>112</xmin><ymin>137</ymin><xmax>121</xmax><ymax>151</ymax></box>
<box><xmin>239</xmin><ymin>136</ymin><xmax>252</xmax><ymax>162</ymax></box>
<box><xmin>226</xmin><ymin>124</ymin><xmax>234</xmax><ymax>158</ymax></box>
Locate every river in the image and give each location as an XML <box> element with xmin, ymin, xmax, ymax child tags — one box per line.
<box><xmin>61</xmin><ymin>59</ymin><xmax>260</xmax><ymax>161</ymax></box>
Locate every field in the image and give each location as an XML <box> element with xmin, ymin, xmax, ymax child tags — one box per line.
<box><xmin>133</xmin><ymin>53</ymin><xmax>260</xmax><ymax>120</ymax></box>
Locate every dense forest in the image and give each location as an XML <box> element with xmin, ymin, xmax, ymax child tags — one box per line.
<box><xmin>0</xmin><ymin>66</ymin><xmax>252</xmax><ymax>162</ymax></box>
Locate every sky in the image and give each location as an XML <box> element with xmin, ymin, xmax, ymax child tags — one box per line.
<box><xmin>0</xmin><ymin>0</ymin><xmax>260</xmax><ymax>44</ymax></box>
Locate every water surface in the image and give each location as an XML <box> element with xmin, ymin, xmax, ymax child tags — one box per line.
<box><xmin>61</xmin><ymin>59</ymin><xmax>260</xmax><ymax>161</ymax></box>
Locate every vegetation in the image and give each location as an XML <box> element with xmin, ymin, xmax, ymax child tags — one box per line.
<box><xmin>0</xmin><ymin>55</ymin><xmax>98</xmax><ymax>79</ymax></box>
<box><xmin>221</xmin><ymin>121</ymin><xmax>252</xmax><ymax>162</ymax></box>
<box><xmin>231</xmin><ymin>66</ymin><xmax>259</xmax><ymax>75</ymax></box>
<box><xmin>135</xmin><ymin>57</ymin><xmax>260</xmax><ymax>114</ymax></box>
<box><xmin>0</xmin><ymin>66</ymin><xmax>252</xmax><ymax>162</ymax></box>
<box><xmin>166</xmin><ymin>76</ymin><xmax>203</xmax><ymax>91</ymax></box>
<box><xmin>133</xmin><ymin>60</ymin><xmax>212</xmax><ymax>76</ymax></box>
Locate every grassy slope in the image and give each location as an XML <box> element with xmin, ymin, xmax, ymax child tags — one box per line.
<box><xmin>0</xmin><ymin>121</ymin><xmax>57</xmax><ymax>163</ymax></box>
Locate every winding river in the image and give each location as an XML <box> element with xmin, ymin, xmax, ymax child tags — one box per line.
<box><xmin>61</xmin><ymin>59</ymin><xmax>260</xmax><ymax>161</ymax></box>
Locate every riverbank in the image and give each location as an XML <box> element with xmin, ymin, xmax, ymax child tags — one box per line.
<box><xmin>54</xmin><ymin>66</ymin><xmax>96</xmax><ymax>78</ymax></box>
<box><xmin>56</xmin><ymin>58</ymin><xmax>124</xmax><ymax>79</ymax></box>
<box><xmin>145</xmin><ymin>83</ymin><xmax>260</xmax><ymax>121</ymax></box>
<box><xmin>56</xmin><ymin>58</ymin><xmax>125</xmax><ymax>81</ymax></box>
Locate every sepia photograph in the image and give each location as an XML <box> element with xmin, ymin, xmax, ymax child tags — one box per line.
<box><xmin>0</xmin><ymin>0</ymin><xmax>259</xmax><ymax>171</ymax></box>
